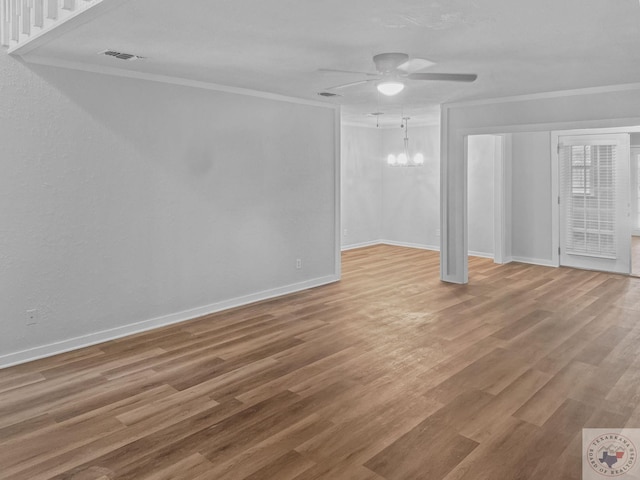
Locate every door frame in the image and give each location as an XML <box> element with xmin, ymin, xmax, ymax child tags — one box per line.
<box><xmin>631</xmin><ymin>146</ymin><xmax>640</xmax><ymax>237</ymax></box>
<box><xmin>551</xmin><ymin>126</ymin><xmax>640</xmax><ymax>269</ymax></box>
<box><xmin>493</xmin><ymin>134</ymin><xmax>512</xmax><ymax>264</ymax></box>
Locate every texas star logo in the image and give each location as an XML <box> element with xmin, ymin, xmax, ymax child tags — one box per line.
<box><xmin>587</xmin><ymin>433</ymin><xmax>637</xmax><ymax>477</ymax></box>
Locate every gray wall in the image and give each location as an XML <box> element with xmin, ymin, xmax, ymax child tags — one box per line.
<box><xmin>381</xmin><ymin>125</ymin><xmax>441</xmax><ymax>248</ymax></box>
<box><xmin>340</xmin><ymin>124</ymin><xmax>440</xmax><ymax>250</ymax></box>
<box><xmin>0</xmin><ymin>50</ymin><xmax>338</xmax><ymax>365</ymax></box>
<box><xmin>341</xmin><ymin>126</ymin><xmax>382</xmax><ymax>247</ymax></box>
<box><xmin>511</xmin><ymin>132</ymin><xmax>553</xmax><ymax>262</ymax></box>
<box><xmin>467</xmin><ymin>135</ymin><xmax>496</xmax><ymax>257</ymax></box>
<box><xmin>342</xmin><ymin>126</ymin><xmax>558</xmax><ymax>265</ymax></box>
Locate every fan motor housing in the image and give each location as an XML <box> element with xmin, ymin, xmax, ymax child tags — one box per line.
<box><xmin>373</xmin><ymin>53</ymin><xmax>409</xmax><ymax>73</ymax></box>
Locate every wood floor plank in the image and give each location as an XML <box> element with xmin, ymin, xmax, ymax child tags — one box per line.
<box><xmin>458</xmin><ymin>368</ymin><xmax>551</xmax><ymax>442</ymax></box>
<box><xmin>242</xmin><ymin>450</ymin><xmax>316</xmax><ymax>480</ymax></box>
<box><xmin>364</xmin><ymin>416</ymin><xmax>479</xmax><ymax>480</ymax></box>
<box><xmin>296</xmin><ymin>392</ymin><xmax>439</xmax><ymax>473</ymax></box>
<box><xmin>490</xmin><ymin>309</ymin><xmax>553</xmax><ymax>340</ymax></box>
<box><xmin>137</xmin><ymin>452</ymin><xmax>215</xmax><ymax>480</ymax></box>
<box><xmin>440</xmin><ymin>417</ymin><xmax>541</xmax><ymax>480</ymax></box>
<box><xmin>23</xmin><ymin>400</ymin><xmax>246</xmax><ymax>480</ymax></box>
<box><xmin>428</xmin><ymin>347</ymin><xmax>532</xmax><ymax>403</ymax></box>
<box><xmin>513</xmin><ymin>360</ymin><xmax>595</xmax><ymax>426</ymax></box>
<box><xmin>204</xmin><ymin>414</ymin><xmax>331</xmax><ymax>480</ymax></box>
<box><xmin>1</xmin><ymin>245</ymin><xmax>640</xmax><ymax>479</ymax></box>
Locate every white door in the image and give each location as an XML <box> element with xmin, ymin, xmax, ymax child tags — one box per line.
<box><xmin>631</xmin><ymin>147</ymin><xmax>640</xmax><ymax>236</ymax></box>
<box><xmin>559</xmin><ymin>134</ymin><xmax>631</xmax><ymax>274</ymax></box>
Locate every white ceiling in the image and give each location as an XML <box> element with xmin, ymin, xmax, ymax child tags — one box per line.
<box><xmin>25</xmin><ymin>0</ymin><xmax>640</xmax><ymax>126</ymax></box>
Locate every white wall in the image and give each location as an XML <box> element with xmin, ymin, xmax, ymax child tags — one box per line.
<box><xmin>0</xmin><ymin>51</ymin><xmax>339</xmax><ymax>366</ymax></box>
<box><xmin>381</xmin><ymin>124</ymin><xmax>440</xmax><ymax>248</ymax></box>
<box><xmin>511</xmin><ymin>132</ymin><xmax>553</xmax><ymax>262</ymax></box>
<box><xmin>467</xmin><ymin>135</ymin><xmax>495</xmax><ymax>257</ymax></box>
<box><xmin>341</xmin><ymin>125</ymin><xmax>382</xmax><ymax>248</ymax></box>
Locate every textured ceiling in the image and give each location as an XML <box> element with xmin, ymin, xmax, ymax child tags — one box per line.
<box><xmin>24</xmin><ymin>0</ymin><xmax>640</xmax><ymax>125</ymax></box>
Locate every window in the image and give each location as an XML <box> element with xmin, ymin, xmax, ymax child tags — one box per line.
<box><xmin>562</xmin><ymin>143</ymin><xmax>616</xmax><ymax>258</ymax></box>
<box><xmin>571</xmin><ymin>145</ymin><xmax>593</xmax><ymax>196</ymax></box>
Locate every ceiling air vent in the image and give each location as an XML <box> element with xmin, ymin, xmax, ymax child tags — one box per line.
<box><xmin>99</xmin><ymin>50</ymin><xmax>145</xmax><ymax>61</ymax></box>
<box><xmin>317</xmin><ymin>92</ymin><xmax>341</xmax><ymax>97</ymax></box>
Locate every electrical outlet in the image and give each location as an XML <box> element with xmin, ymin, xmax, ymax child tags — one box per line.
<box><xmin>343</xmin><ymin>228</ymin><xmax>348</xmax><ymax>237</ymax></box>
<box><xmin>436</xmin><ymin>229</ymin><xmax>441</xmax><ymax>237</ymax></box>
<box><xmin>296</xmin><ymin>258</ymin><xmax>302</xmax><ymax>270</ymax></box>
<box><xmin>26</xmin><ymin>309</ymin><xmax>39</xmax><ymax>326</ymax></box>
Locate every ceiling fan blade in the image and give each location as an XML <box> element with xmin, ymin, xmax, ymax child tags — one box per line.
<box><xmin>396</xmin><ymin>58</ymin><xmax>436</xmax><ymax>73</ymax></box>
<box><xmin>407</xmin><ymin>72</ymin><xmax>478</xmax><ymax>82</ymax></box>
<box><xmin>318</xmin><ymin>68</ymin><xmax>379</xmax><ymax>77</ymax></box>
<box><xmin>325</xmin><ymin>79</ymin><xmax>378</xmax><ymax>90</ymax></box>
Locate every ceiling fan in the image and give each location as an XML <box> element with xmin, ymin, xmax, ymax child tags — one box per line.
<box><xmin>319</xmin><ymin>52</ymin><xmax>477</xmax><ymax>96</ymax></box>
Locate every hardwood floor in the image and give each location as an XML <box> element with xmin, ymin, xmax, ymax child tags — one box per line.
<box><xmin>1</xmin><ymin>245</ymin><xmax>640</xmax><ymax>479</ymax></box>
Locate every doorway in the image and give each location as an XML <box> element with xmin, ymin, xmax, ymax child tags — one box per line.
<box><xmin>466</xmin><ymin>134</ymin><xmax>509</xmax><ymax>266</ymax></box>
<box><xmin>556</xmin><ymin>133</ymin><xmax>631</xmax><ymax>275</ymax></box>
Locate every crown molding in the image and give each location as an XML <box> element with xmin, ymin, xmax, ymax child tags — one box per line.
<box><xmin>342</xmin><ymin>120</ymin><xmax>440</xmax><ymax>129</ymax></box>
<box><xmin>444</xmin><ymin>82</ymin><xmax>640</xmax><ymax>109</ymax></box>
<box><xmin>341</xmin><ymin>121</ymin><xmax>381</xmax><ymax>129</ymax></box>
<box><xmin>21</xmin><ymin>54</ymin><xmax>338</xmax><ymax>109</ymax></box>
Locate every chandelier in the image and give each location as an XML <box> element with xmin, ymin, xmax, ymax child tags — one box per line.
<box><xmin>386</xmin><ymin>117</ymin><xmax>424</xmax><ymax>167</ymax></box>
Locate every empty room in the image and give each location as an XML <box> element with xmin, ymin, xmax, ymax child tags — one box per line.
<box><xmin>2</xmin><ymin>1</ymin><xmax>640</xmax><ymax>479</ymax></box>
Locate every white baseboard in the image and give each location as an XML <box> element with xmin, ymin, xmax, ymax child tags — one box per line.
<box><xmin>511</xmin><ymin>256</ymin><xmax>558</xmax><ymax>267</ymax></box>
<box><xmin>0</xmin><ymin>274</ymin><xmax>340</xmax><ymax>369</ymax></box>
<box><xmin>342</xmin><ymin>239</ymin><xmax>440</xmax><ymax>252</ymax></box>
<box><xmin>341</xmin><ymin>240</ymin><xmax>382</xmax><ymax>251</ymax></box>
<box><xmin>468</xmin><ymin>250</ymin><xmax>494</xmax><ymax>259</ymax></box>
<box><xmin>494</xmin><ymin>256</ymin><xmax>513</xmax><ymax>265</ymax></box>
<box><xmin>380</xmin><ymin>240</ymin><xmax>440</xmax><ymax>251</ymax></box>
<box><xmin>344</xmin><ymin>242</ymin><xmax>557</xmax><ymax>271</ymax></box>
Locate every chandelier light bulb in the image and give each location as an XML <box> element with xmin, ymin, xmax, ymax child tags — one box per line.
<box><xmin>386</xmin><ymin>117</ymin><xmax>425</xmax><ymax>167</ymax></box>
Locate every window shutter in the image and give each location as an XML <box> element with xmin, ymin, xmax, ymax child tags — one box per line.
<box><xmin>560</xmin><ymin>143</ymin><xmax>616</xmax><ymax>259</ymax></box>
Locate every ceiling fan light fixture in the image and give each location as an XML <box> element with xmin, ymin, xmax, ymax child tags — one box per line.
<box><xmin>377</xmin><ymin>80</ymin><xmax>405</xmax><ymax>96</ymax></box>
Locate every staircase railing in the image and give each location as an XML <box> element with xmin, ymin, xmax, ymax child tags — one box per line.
<box><xmin>1</xmin><ymin>0</ymin><xmax>104</xmax><ymax>51</ymax></box>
